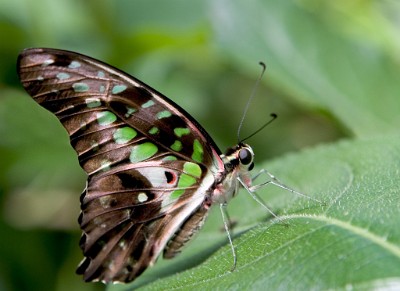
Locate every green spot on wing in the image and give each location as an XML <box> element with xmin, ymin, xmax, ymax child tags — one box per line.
<box><xmin>86</xmin><ymin>98</ymin><xmax>101</xmax><ymax>108</ymax></box>
<box><xmin>97</xmin><ymin>71</ymin><xmax>105</xmax><ymax>78</ymax></box>
<box><xmin>149</xmin><ymin>127</ymin><xmax>159</xmax><ymax>135</ymax></box>
<box><xmin>174</xmin><ymin>127</ymin><xmax>190</xmax><ymax>137</ymax></box>
<box><xmin>171</xmin><ymin>140</ymin><xmax>183</xmax><ymax>151</ymax></box>
<box><xmin>72</xmin><ymin>82</ymin><xmax>89</xmax><ymax>92</ymax></box>
<box><xmin>113</xmin><ymin>127</ymin><xmax>137</xmax><ymax>144</ymax></box>
<box><xmin>97</xmin><ymin>111</ymin><xmax>117</xmax><ymax>126</ymax></box>
<box><xmin>183</xmin><ymin>162</ymin><xmax>202</xmax><ymax>178</ymax></box>
<box><xmin>171</xmin><ymin>174</ymin><xmax>196</xmax><ymax>199</ymax></box>
<box><xmin>192</xmin><ymin>139</ymin><xmax>204</xmax><ymax>163</ymax></box>
<box><xmin>125</xmin><ymin>107</ymin><xmax>137</xmax><ymax>117</ymax></box>
<box><xmin>141</xmin><ymin>100</ymin><xmax>155</xmax><ymax>108</ymax></box>
<box><xmin>162</xmin><ymin>155</ymin><xmax>177</xmax><ymax>161</ymax></box>
<box><xmin>112</xmin><ymin>84</ymin><xmax>127</xmax><ymax>94</ymax></box>
<box><xmin>180</xmin><ymin>174</ymin><xmax>196</xmax><ymax>187</ymax></box>
<box><xmin>156</xmin><ymin>110</ymin><xmax>172</xmax><ymax>119</ymax></box>
<box><xmin>170</xmin><ymin>189</ymin><xmax>184</xmax><ymax>199</ymax></box>
<box><xmin>130</xmin><ymin>142</ymin><xmax>158</xmax><ymax>163</ymax></box>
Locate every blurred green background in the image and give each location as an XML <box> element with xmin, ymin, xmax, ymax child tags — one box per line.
<box><xmin>1</xmin><ymin>0</ymin><xmax>399</xmax><ymax>290</ymax></box>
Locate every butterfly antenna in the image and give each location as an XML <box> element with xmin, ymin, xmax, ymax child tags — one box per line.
<box><xmin>237</xmin><ymin>62</ymin><xmax>267</xmax><ymax>142</ymax></box>
<box><xmin>239</xmin><ymin>113</ymin><xmax>277</xmax><ymax>143</ymax></box>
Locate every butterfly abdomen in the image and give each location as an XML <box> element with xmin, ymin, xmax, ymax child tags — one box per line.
<box><xmin>164</xmin><ymin>205</ymin><xmax>209</xmax><ymax>259</ymax></box>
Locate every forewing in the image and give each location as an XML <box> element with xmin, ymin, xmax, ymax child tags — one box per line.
<box><xmin>17</xmin><ymin>48</ymin><xmax>222</xmax><ymax>170</ymax></box>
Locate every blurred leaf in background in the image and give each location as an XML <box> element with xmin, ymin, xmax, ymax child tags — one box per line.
<box><xmin>0</xmin><ymin>0</ymin><xmax>399</xmax><ymax>290</ymax></box>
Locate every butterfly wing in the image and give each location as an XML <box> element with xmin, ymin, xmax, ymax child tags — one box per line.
<box><xmin>17</xmin><ymin>48</ymin><xmax>224</xmax><ymax>282</ymax></box>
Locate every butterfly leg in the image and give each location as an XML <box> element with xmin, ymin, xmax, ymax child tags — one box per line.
<box><xmin>219</xmin><ymin>203</ymin><xmax>237</xmax><ymax>272</ymax></box>
<box><xmin>238</xmin><ymin>178</ymin><xmax>283</xmax><ymax>222</ymax></box>
<box><xmin>250</xmin><ymin>169</ymin><xmax>322</xmax><ymax>204</ymax></box>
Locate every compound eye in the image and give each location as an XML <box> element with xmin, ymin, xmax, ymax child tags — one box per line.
<box><xmin>239</xmin><ymin>148</ymin><xmax>253</xmax><ymax>165</ymax></box>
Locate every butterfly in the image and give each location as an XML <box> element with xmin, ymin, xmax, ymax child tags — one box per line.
<box><xmin>17</xmin><ymin>48</ymin><xmax>305</xmax><ymax>283</ymax></box>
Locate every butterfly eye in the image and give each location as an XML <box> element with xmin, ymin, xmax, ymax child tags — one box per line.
<box><xmin>239</xmin><ymin>148</ymin><xmax>253</xmax><ymax>165</ymax></box>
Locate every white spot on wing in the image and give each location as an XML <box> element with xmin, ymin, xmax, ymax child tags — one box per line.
<box><xmin>99</xmin><ymin>160</ymin><xmax>111</xmax><ymax>171</ymax></box>
<box><xmin>138</xmin><ymin>192</ymin><xmax>148</xmax><ymax>202</ymax></box>
<box><xmin>42</xmin><ymin>59</ymin><xmax>54</xmax><ymax>66</ymax></box>
<box><xmin>69</xmin><ymin>61</ymin><xmax>81</xmax><ymax>69</ymax></box>
<box><xmin>137</xmin><ymin>168</ymin><xmax>169</xmax><ymax>187</ymax></box>
<box><xmin>99</xmin><ymin>196</ymin><xmax>111</xmax><ymax>208</ymax></box>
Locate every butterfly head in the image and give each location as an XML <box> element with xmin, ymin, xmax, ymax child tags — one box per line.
<box><xmin>212</xmin><ymin>143</ymin><xmax>255</xmax><ymax>204</ymax></box>
<box><xmin>223</xmin><ymin>143</ymin><xmax>255</xmax><ymax>175</ymax></box>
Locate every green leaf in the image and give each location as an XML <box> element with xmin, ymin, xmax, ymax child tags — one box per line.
<box><xmin>113</xmin><ymin>135</ymin><xmax>400</xmax><ymax>290</ymax></box>
<box><xmin>210</xmin><ymin>0</ymin><xmax>400</xmax><ymax>137</ymax></box>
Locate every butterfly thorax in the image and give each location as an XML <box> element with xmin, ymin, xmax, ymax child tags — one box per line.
<box><xmin>211</xmin><ymin>143</ymin><xmax>255</xmax><ymax>205</ymax></box>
